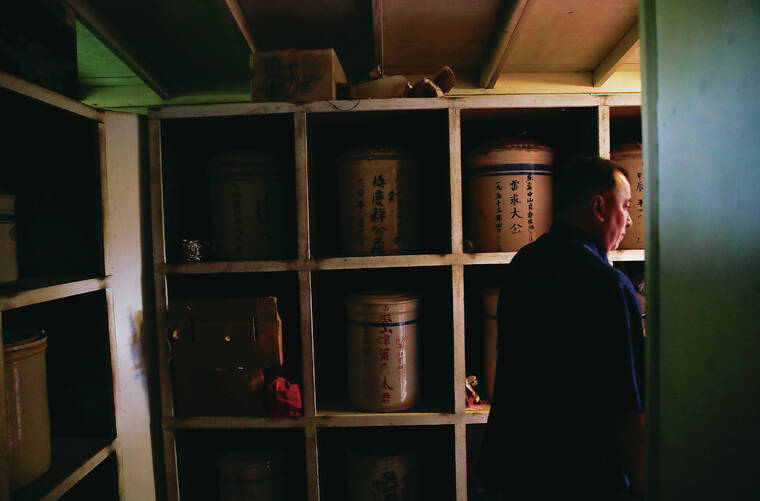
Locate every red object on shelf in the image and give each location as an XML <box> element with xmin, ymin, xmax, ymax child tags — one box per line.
<box><xmin>267</xmin><ymin>377</ymin><xmax>303</xmax><ymax>417</ymax></box>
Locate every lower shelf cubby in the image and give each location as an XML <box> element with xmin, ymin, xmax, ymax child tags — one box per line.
<box><xmin>317</xmin><ymin>425</ymin><xmax>455</xmax><ymax>501</ymax></box>
<box><xmin>175</xmin><ymin>428</ymin><xmax>306</xmax><ymax>501</ymax></box>
<box><xmin>2</xmin><ymin>290</ymin><xmax>116</xmax><ymax>497</ymax></box>
<box><xmin>57</xmin><ymin>451</ymin><xmax>119</xmax><ymax>501</ymax></box>
<box><xmin>311</xmin><ymin>267</ymin><xmax>454</xmax><ymax>414</ymax></box>
<box><xmin>2</xmin><ymin>290</ymin><xmax>115</xmax><ymax>436</ymax></box>
<box><xmin>166</xmin><ymin>273</ymin><xmax>302</xmax><ymax>417</ymax></box>
<box><xmin>464</xmin><ymin>265</ymin><xmax>508</xmax><ymax>404</ymax></box>
<box><xmin>466</xmin><ymin>424</ymin><xmax>489</xmax><ymax>501</ymax></box>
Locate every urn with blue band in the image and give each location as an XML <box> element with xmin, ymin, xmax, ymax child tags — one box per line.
<box><xmin>466</xmin><ymin>138</ymin><xmax>554</xmax><ymax>252</ymax></box>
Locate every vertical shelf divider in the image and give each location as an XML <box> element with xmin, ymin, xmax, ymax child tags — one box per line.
<box><xmin>148</xmin><ymin>115</ymin><xmax>180</xmax><ymax>501</ymax></box>
<box><xmin>162</xmin><ymin>430</ymin><xmax>181</xmax><ymax>501</ymax></box>
<box><xmin>0</xmin><ymin>314</ymin><xmax>8</xmax><ymax>501</ymax></box>
<box><xmin>98</xmin><ymin>122</ymin><xmax>112</xmax><ymax>278</ymax></box>
<box><xmin>305</xmin><ymin>423</ymin><xmax>320</xmax><ymax>501</ymax></box>
<box><xmin>449</xmin><ymin>107</ymin><xmax>464</xmax><ymax>256</ymax></box>
<box><xmin>449</xmin><ymin>107</ymin><xmax>466</xmax><ymax>416</ymax></box>
<box><xmin>299</xmin><ymin>270</ymin><xmax>317</xmax><ymax>417</ymax></box>
<box><xmin>598</xmin><ymin>105</ymin><xmax>611</xmax><ymax>159</ymax></box>
<box><xmin>104</xmin><ymin>289</ymin><xmax>125</xmax><ymax>492</ymax></box>
<box><xmin>294</xmin><ymin>112</ymin><xmax>311</xmax><ymax>261</ymax></box>
<box><xmin>295</xmin><ymin>111</ymin><xmax>318</xmax><ymax>419</ymax></box>
<box><xmin>452</xmin><ymin>265</ymin><xmax>466</xmax><ymax>416</ymax></box>
<box><xmin>148</xmin><ymin>116</ymin><xmax>174</xmax><ymax>418</ymax></box>
<box><xmin>454</xmin><ymin>422</ymin><xmax>468</xmax><ymax>501</ymax></box>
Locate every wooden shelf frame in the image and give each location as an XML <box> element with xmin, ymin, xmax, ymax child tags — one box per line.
<box><xmin>0</xmin><ymin>76</ymin><xmax>122</xmax><ymax>501</ymax></box>
<box><xmin>0</xmin><ymin>276</ymin><xmax>111</xmax><ymax>312</ymax></box>
<box><xmin>149</xmin><ymin>93</ymin><xmax>643</xmax><ymax>501</ymax></box>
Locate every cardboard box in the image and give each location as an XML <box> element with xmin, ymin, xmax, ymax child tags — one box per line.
<box><xmin>250</xmin><ymin>48</ymin><xmax>347</xmax><ymax>102</ymax></box>
<box><xmin>168</xmin><ymin>297</ymin><xmax>284</xmax><ymax>416</ymax></box>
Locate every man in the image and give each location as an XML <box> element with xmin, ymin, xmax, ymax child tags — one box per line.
<box><xmin>479</xmin><ymin>156</ymin><xmax>646</xmax><ymax>500</ymax></box>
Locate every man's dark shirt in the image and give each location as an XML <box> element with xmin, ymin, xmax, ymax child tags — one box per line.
<box><xmin>479</xmin><ymin>222</ymin><xmax>645</xmax><ymax>497</ymax></box>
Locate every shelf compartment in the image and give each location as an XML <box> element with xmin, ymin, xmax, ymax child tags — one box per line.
<box><xmin>175</xmin><ymin>428</ymin><xmax>306</xmax><ymax>501</ymax></box>
<box><xmin>159</xmin><ymin>113</ymin><xmax>298</xmax><ymax>264</ymax></box>
<box><xmin>465</xmin><ymin>424</ymin><xmax>488</xmax><ymax>500</ymax></box>
<box><xmin>2</xmin><ymin>290</ymin><xmax>116</xmax><ymax>440</ymax></box>
<box><xmin>307</xmin><ymin>109</ymin><xmax>452</xmax><ymax>258</ymax></box>
<box><xmin>12</xmin><ymin>438</ymin><xmax>118</xmax><ymax>501</ymax></box>
<box><xmin>312</xmin><ymin>267</ymin><xmax>454</xmax><ymax>414</ymax></box>
<box><xmin>0</xmin><ymin>88</ymin><xmax>104</xmax><ymax>280</ymax></box>
<box><xmin>318</xmin><ymin>426</ymin><xmax>455</xmax><ymax>501</ymax></box>
<box><xmin>166</xmin><ymin>272</ymin><xmax>302</xmax><ymax>417</ymax></box>
<box><xmin>0</xmin><ymin>276</ymin><xmax>109</xmax><ymax>311</ymax></box>
<box><xmin>460</xmin><ymin>107</ymin><xmax>599</xmax><ymax>253</ymax></box>
<box><xmin>464</xmin><ymin>265</ymin><xmax>508</xmax><ymax>404</ymax></box>
<box><xmin>610</xmin><ymin>105</ymin><xmax>642</xmax><ymax>150</ymax></box>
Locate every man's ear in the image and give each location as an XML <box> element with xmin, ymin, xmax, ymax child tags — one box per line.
<box><xmin>591</xmin><ymin>194</ymin><xmax>606</xmax><ymax>222</ymax></box>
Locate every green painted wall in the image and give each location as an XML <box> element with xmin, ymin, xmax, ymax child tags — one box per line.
<box><xmin>640</xmin><ymin>1</ymin><xmax>760</xmax><ymax>499</ymax></box>
<box><xmin>75</xmin><ymin>21</ymin><xmax>248</xmax><ymax>113</ymax></box>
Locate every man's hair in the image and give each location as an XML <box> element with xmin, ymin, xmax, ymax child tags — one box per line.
<box><xmin>553</xmin><ymin>156</ymin><xmax>629</xmax><ymax>214</ymax></box>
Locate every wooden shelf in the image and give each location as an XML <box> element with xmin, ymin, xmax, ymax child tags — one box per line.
<box><xmin>148</xmin><ymin>94</ymin><xmax>642</xmax><ymax>120</ymax></box>
<box><xmin>464</xmin><ymin>405</ymin><xmax>491</xmax><ymax>425</ymax></box>
<box><xmin>609</xmin><ymin>249</ymin><xmax>645</xmax><ymax>261</ymax></box>
<box><xmin>158</xmin><ymin>249</ymin><xmax>643</xmax><ymax>275</ymax></box>
<box><xmin>11</xmin><ymin>437</ymin><xmax>117</xmax><ymax>501</ymax></box>
<box><xmin>150</xmin><ymin>95</ymin><xmax>645</xmax><ymax>501</ymax></box>
<box><xmin>164</xmin><ymin>416</ymin><xmax>307</xmax><ymax>429</ymax></box>
<box><xmin>159</xmin><ymin>260</ymin><xmax>299</xmax><ymax>274</ymax></box>
<box><xmin>0</xmin><ymin>276</ymin><xmax>110</xmax><ymax>312</ymax></box>
<box><xmin>462</xmin><ymin>252</ymin><xmax>517</xmax><ymax>265</ymax></box>
<box><xmin>314</xmin><ymin>411</ymin><xmax>456</xmax><ymax>428</ymax></box>
<box><xmin>164</xmin><ymin>412</ymin><xmax>458</xmax><ymax>429</ymax></box>
<box><xmin>159</xmin><ymin>254</ymin><xmax>454</xmax><ymax>274</ymax></box>
<box><xmin>0</xmin><ymin>71</ymin><xmax>103</xmax><ymax>122</ymax></box>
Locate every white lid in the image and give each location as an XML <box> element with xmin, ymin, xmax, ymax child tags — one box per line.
<box><xmin>337</xmin><ymin>144</ymin><xmax>416</xmax><ymax>163</ymax></box>
<box><xmin>611</xmin><ymin>142</ymin><xmax>643</xmax><ymax>160</ymax></box>
<box><xmin>345</xmin><ymin>290</ymin><xmax>420</xmax><ymax>313</ymax></box>
<box><xmin>215</xmin><ymin>449</ymin><xmax>282</xmax><ymax>478</ymax></box>
<box><xmin>206</xmin><ymin>150</ymin><xmax>281</xmax><ymax>176</ymax></box>
<box><xmin>468</xmin><ymin>137</ymin><xmax>554</xmax><ymax>168</ymax></box>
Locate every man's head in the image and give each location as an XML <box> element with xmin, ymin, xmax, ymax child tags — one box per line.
<box><xmin>554</xmin><ymin>156</ymin><xmax>633</xmax><ymax>253</ymax></box>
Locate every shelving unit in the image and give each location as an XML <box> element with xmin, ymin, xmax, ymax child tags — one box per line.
<box><xmin>0</xmin><ymin>74</ymin><xmax>120</xmax><ymax>500</ymax></box>
<box><xmin>149</xmin><ymin>93</ymin><xmax>643</xmax><ymax>501</ymax></box>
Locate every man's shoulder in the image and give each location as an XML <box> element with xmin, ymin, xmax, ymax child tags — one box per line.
<box><xmin>512</xmin><ymin>231</ymin><xmax>605</xmax><ymax>270</ymax></box>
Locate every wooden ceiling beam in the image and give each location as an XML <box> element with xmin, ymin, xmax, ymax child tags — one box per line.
<box><xmin>65</xmin><ymin>0</ymin><xmax>171</xmax><ymax>99</ymax></box>
<box><xmin>479</xmin><ymin>0</ymin><xmax>532</xmax><ymax>89</ymax></box>
<box><xmin>222</xmin><ymin>0</ymin><xmax>257</xmax><ymax>54</ymax></box>
<box><xmin>592</xmin><ymin>20</ymin><xmax>639</xmax><ymax>87</ymax></box>
<box><xmin>372</xmin><ymin>0</ymin><xmax>384</xmax><ymax>74</ymax></box>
